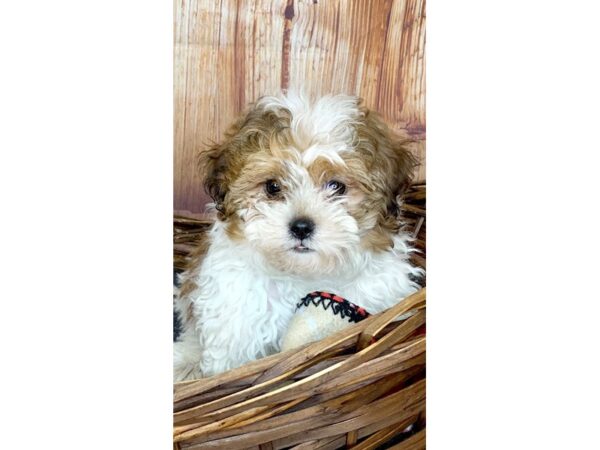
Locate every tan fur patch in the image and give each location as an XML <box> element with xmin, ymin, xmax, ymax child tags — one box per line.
<box><xmin>352</xmin><ymin>107</ymin><xmax>418</xmax><ymax>238</ymax></box>
<box><xmin>198</xmin><ymin>104</ymin><xmax>297</xmax><ymax>253</ymax></box>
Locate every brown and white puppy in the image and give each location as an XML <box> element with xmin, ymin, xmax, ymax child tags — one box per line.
<box><xmin>174</xmin><ymin>92</ymin><xmax>422</xmax><ymax>380</ymax></box>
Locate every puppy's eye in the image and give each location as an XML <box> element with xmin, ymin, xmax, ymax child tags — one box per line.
<box><xmin>324</xmin><ymin>180</ymin><xmax>346</xmax><ymax>195</ymax></box>
<box><xmin>265</xmin><ymin>179</ymin><xmax>281</xmax><ymax>196</ymax></box>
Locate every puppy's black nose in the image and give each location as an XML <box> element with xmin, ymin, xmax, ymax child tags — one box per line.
<box><xmin>290</xmin><ymin>217</ymin><xmax>315</xmax><ymax>240</ymax></box>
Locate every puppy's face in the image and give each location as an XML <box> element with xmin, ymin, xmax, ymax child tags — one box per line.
<box><xmin>200</xmin><ymin>93</ymin><xmax>415</xmax><ymax>277</ymax></box>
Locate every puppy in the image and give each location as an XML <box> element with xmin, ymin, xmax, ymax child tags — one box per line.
<box><xmin>174</xmin><ymin>92</ymin><xmax>423</xmax><ymax>381</ymax></box>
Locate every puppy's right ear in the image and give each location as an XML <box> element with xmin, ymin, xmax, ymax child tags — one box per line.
<box><xmin>198</xmin><ymin>140</ymin><xmax>229</xmax><ymax>212</ymax></box>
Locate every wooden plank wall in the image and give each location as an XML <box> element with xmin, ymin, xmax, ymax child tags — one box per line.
<box><xmin>174</xmin><ymin>0</ymin><xmax>425</xmax><ymax>215</ymax></box>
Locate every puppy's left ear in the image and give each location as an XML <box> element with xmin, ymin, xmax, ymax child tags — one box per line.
<box><xmin>388</xmin><ymin>137</ymin><xmax>419</xmax><ymax>217</ymax></box>
<box><xmin>362</xmin><ymin>110</ymin><xmax>419</xmax><ymax>217</ymax></box>
<box><xmin>388</xmin><ymin>135</ymin><xmax>418</xmax><ymax>201</ymax></box>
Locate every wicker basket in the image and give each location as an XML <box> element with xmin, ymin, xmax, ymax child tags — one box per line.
<box><xmin>173</xmin><ymin>184</ymin><xmax>426</xmax><ymax>450</ymax></box>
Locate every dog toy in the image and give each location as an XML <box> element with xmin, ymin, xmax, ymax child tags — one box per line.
<box><xmin>281</xmin><ymin>291</ymin><xmax>371</xmax><ymax>351</ymax></box>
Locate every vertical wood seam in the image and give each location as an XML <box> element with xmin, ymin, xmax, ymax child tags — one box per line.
<box><xmin>178</xmin><ymin>0</ymin><xmax>193</xmax><ymax>207</ymax></box>
<box><xmin>331</xmin><ymin>4</ymin><xmax>341</xmax><ymax>86</ymax></box>
<box><xmin>233</xmin><ymin>1</ymin><xmax>241</xmax><ymax>112</ymax></box>
<box><xmin>375</xmin><ymin>0</ymin><xmax>395</xmax><ymax>110</ymax></box>
<box><xmin>281</xmin><ymin>0</ymin><xmax>294</xmax><ymax>90</ymax></box>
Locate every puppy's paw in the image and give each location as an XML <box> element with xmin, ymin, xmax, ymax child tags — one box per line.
<box><xmin>173</xmin><ymin>333</ymin><xmax>204</xmax><ymax>382</ymax></box>
<box><xmin>174</xmin><ymin>362</ymin><xmax>203</xmax><ymax>382</ymax></box>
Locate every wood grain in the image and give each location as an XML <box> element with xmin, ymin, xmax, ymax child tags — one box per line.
<box><xmin>174</xmin><ymin>0</ymin><xmax>426</xmax><ymax>214</ymax></box>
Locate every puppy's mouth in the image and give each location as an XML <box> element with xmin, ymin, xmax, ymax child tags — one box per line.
<box><xmin>291</xmin><ymin>242</ymin><xmax>314</xmax><ymax>253</ymax></box>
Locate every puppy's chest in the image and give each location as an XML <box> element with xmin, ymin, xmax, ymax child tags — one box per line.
<box><xmin>271</xmin><ymin>275</ymin><xmax>395</xmax><ymax>315</ymax></box>
<box><xmin>190</xmin><ymin>240</ymin><xmax>417</xmax><ymax>343</ymax></box>
<box><xmin>193</xmin><ymin>258</ymin><xmax>412</xmax><ymax>320</ymax></box>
